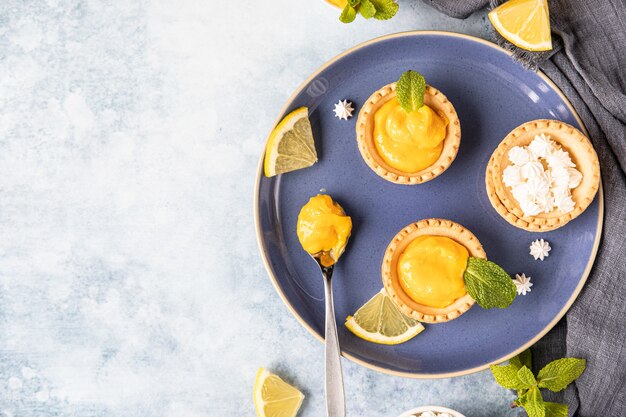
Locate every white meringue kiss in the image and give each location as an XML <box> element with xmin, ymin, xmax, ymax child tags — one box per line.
<box><xmin>508</xmin><ymin>146</ymin><xmax>532</xmax><ymax>166</ymax></box>
<box><xmin>546</xmin><ymin>148</ymin><xmax>576</xmax><ymax>168</ymax></box>
<box><xmin>567</xmin><ymin>167</ymin><xmax>583</xmax><ymax>188</ymax></box>
<box><xmin>555</xmin><ymin>194</ymin><xmax>575</xmax><ymax>212</ymax></box>
<box><xmin>535</xmin><ymin>194</ymin><xmax>555</xmax><ymax>213</ymax></box>
<box><xmin>527</xmin><ymin>177</ymin><xmax>550</xmax><ymax>198</ymax></box>
<box><xmin>521</xmin><ymin>161</ymin><xmax>545</xmax><ymax>179</ymax></box>
<box><xmin>520</xmin><ymin>199</ymin><xmax>542</xmax><ymax>216</ymax></box>
<box><xmin>503</xmin><ymin>165</ymin><xmax>523</xmax><ymax>187</ymax></box>
<box><xmin>528</xmin><ymin>133</ymin><xmax>555</xmax><ymax>158</ymax></box>
<box><xmin>551</xmin><ymin>184</ymin><xmax>571</xmax><ymax>199</ymax></box>
<box><xmin>512</xmin><ymin>183</ymin><xmax>531</xmax><ymax>202</ymax></box>
<box><xmin>503</xmin><ymin>134</ymin><xmax>583</xmax><ymax>216</ymax></box>
<box><xmin>550</xmin><ymin>165</ymin><xmax>571</xmax><ymax>188</ymax></box>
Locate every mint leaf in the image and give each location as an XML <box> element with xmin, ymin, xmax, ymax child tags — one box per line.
<box><xmin>339</xmin><ymin>4</ymin><xmax>358</xmax><ymax>23</ymax></box>
<box><xmin>396</xmin><ymin>70</ymin><xmax>426</xmax><ymax>113</ymax></box>
<box><xmin>516</xmin><ymin>386</ymin><xmax>545</xmax><ymax>417</ymax></box>
<box><xmin>369</xmin><ymin>0</ymin><xmax>398</xmax><ymax>20</ymax></box>
<box><xmin>463</xmin><ymin>257</ymin><xmax>516</xmax><ymax>309</ymax></box>
<box><xmin>518</xmin><ymin>365</ymin><xmax>537</xmax><ymax>387</ymax></box>
<box><xmin>359</xmin><ymin>0</ymin><xmax>376</xmax><ymax>18</ymax></box>
<box><xmin>537</xmin><ymin>358</ymin><xmax>586</xmax><ymax>392</ymax></box>
<box><xmin>511</xmin><ymin>348</ymin><xmax>533</xmax><ymax>370</ymax></box>
<box><xmin>544</xmin><ymin>402</ymin><xmax>568</xmax><ymax>417</ymax></box>
<box><xmin>490</xmin><ymin>364</ymin><xmax>527</xmax><ymax>390</ymax></box>
<box><xmin>338</xmin><ymin>0</ymin><xmax>397</xmax><ymax>23</ymax></box>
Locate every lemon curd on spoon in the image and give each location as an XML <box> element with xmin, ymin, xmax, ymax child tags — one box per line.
<box><xmin>397</xmin><ymin>235</ymin><xmax>469</xmax><ymax>308</ymax></box>
<box><xmin>297</xmin><ymin>194</ymin><xmax>352</xmax><ymax>266</ymax></box>
<box><xmin>374</xmin><ymin>98</ymin><xmax>449</xmax><ymax>173</ymax></box>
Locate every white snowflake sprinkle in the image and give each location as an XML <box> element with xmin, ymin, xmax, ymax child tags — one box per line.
<box><xmin>514</xmin><ymin>273</ymin><xmax>533</xmax><ymax>295</ymax></box>
<box><xmin>529</xmin><ymin>239</ymin><xmax>551</xmax><ymax>261</ymax></box>
<box><xmin>333</xmin><ymin>99</ymin><xmax>354</xmax><ymax>120</ymax></box>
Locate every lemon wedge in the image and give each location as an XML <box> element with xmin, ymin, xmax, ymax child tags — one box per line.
<box><xmin>264</xmin><ymin>107</ymin><xmax>318</xmax><ymax>177</ymax></box>
<box><xmin>488</xmin><ymin>0</ymin><xmax>552</xmax><ymax>52</ymax></box>
<box><xmin>345</xmin><ymin>288</ymin><xmax>425</xmax><ymax>345</ymax></box>
<box><xmin>254</xmin><ymin>368</ymin><xmax>304</xmax><ymax>417</ymax></box>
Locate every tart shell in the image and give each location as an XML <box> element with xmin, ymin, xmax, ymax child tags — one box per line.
<box><xmin>356</xmin><ymin>83</ymin><xmax>461</xmax><ymax>185</ymax></box>
<box><xmin>485</xmin><ymin>119</ymin><xmax>600</xmax><ymax>232</ymax></box>
<box><xmin>382</xmin><ymin>218</ymin><xmax>486</xmax><ymax>323</ymax></box>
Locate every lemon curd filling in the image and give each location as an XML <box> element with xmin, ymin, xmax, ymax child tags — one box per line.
<box><xmin>297</xmin><ymin>195</ymin><xmax>352</xmax><ymax>266</ymax></box>
<box><xmin>397</xmin><ymin>235</ymin><xmax>469</xmax><ymax>308</ymax></box>
<box><xmin>373</xmin><ymin>98</ymin><xmax>449</xmax><ymax>173</ymax></box>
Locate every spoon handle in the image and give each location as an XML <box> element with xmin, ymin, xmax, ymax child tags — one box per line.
<box><xmin>322</xmin><ymin>267</ymin><xmax>345</xmax><ymax>417</ymax></box>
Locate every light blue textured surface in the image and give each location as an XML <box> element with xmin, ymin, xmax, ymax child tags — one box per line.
<box><xmin>0</xmin><ymin>1</ymin><xmax>517</xmax><ymax>416</ymax></box>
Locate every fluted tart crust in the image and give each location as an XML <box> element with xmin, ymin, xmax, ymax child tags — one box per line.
<box><xmin>382</xmin><ymin>218</ymin><xmax>486</xmax><ymax>323</ymax></box>
<box><xmin>356</xmin><ymin>83</ymin><xmax>461</xmax><ymax>185</ymax></box>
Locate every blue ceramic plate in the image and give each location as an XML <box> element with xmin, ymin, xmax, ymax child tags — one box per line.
<box><xmin>254</xmin><ymin>32</ymin><xmax>602</xmax><ymax>378</ymax></box>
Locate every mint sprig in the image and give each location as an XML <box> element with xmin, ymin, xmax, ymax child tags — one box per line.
<box><xmin>515</xmin><ymin>386</ymin><xmax>545</xmax><ymax>417</ymax></box>
<box><xmin>517</xmin><ymin>365</ymin><xmax>537</xmax><ymax>387</ymax></box>
<box><xmin>339</xmin><ymin>4</ymin><xmax>358</xmax><ymax>23</ymax></box>
<box><xmin>463</xmin><ymin>257</ymin><xmax>517</xmax><ymax>309</ymax></box>
<box><xmin>368</xmin><ymin>0</ymin><xmax>398</xmax><ymax>19</ymax></box>
<box><xmin>510</xmin><ymin>348</ymin><xmax>532</xmax><ymax>370</ymax></box>
<box><xmin>537</xmin><ymin>358</ymin><xmax>586</xmax><ymax>392</ymax></box>
<box><xmin>543</xmin><ymin>402</ymin><xmax>569</xmax><ymax>417</ymax></box>
<box><xmin>491</xmin><ymin>349</ymin><xmax>586</xmax><ymax>417</ymax></box>
<box><xmin>359</xmin><ymin>0</ymin><xmax>376</xmax><ymax>18</ymax></box>
<box><xmin>338</xmin><ymin>0</ymin><xmax>398</xmax><ymax>23</ymax></box>
<box><xmin>396</xmin><ymin>70</ymin><xmax>426</xmax><ymax>113</ymax></box>
<box><xmin>490</xmin><ymin>363</ymin><xmax>531</xmax><ymax>390</ymax></box>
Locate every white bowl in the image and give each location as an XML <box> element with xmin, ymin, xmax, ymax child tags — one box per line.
<box><xmin>396</xmin><ymin>406</ymin><xmax>466</xmax><ymax>417</ymax></box>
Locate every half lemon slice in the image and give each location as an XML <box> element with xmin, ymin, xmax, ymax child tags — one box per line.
<box><xmin>345</xmin><ymin>288</ymin><xmax>425</xmax><ymax>345</ymax></box>
<box><xmin>264</xmin><ymin>107</ymin><xmax>318</xmax><ymax>177</ymax></box>
<box><xmin>254</xmin><ymin>368</ymin><xmax>304</xmax><ymax>417</ymax></box>
<box><xmin>488</xmin><ymin>0</ymin><xmax>552</xmax><ymax>52</ymax></box>
<box><xmin>325</xmin><ymin>0</ymin><xmax>347</xmax><ymax>8</ymax></box>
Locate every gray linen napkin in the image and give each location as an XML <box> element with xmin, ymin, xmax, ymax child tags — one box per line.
<box><xmin>421</xmin><ymin>0</ymin><xmax>626</xmax><ymax>415</ymax></box>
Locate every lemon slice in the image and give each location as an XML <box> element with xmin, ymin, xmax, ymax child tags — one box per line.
<box><xmin>325</xmin><ymin>0</ymin><xmax>347</xmax><ymax>8</ymax></box>
<box><xmin>254</xmin><ymin>368</ymin><xmax>304</xmax><ymax>417</ymax></box>
<box><xmin>488</xmin><ymin>0</ymin><xmax>552</xmax><ymax>52</ymax></box>
<box><xmin>345</xmin><ymin>289</ymin><xmax>425</xmax><ymax>345</ymax></box>
<box><xmin>264</xmin><ymin>107</ymin><xmax>318</xmax><ymax>177</ymax></box>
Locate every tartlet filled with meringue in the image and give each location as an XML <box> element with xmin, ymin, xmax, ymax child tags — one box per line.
<box><xmin>486</xmin><ymin>119</ymin><xmax>600</xmax><ymax>232</ymax></box>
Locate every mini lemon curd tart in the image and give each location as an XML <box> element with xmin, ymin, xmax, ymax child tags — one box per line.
<box><xmin>297</xmin><ymin>194</ymin><xmax>352</xmax><ymax>267</ymax></box>
<box><xmin>486</xmin><ymin>119</ymin><xmax>600</xmax><ymax>232</ymax></box>
<box><xmin>356</xmin><ymin>70</ymin><xmax>461</xmax><ymax>185</ymax></box>
<box><xmin>382</xmin><ymin>219</ymin><xmax>486</xmax><ymax>323</ymax></box>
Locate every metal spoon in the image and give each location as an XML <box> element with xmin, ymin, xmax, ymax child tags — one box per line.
<box><xmin>311</xmin><ymin>251</ymin><xmax>345</xmax><ymax>417</ymax></box>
